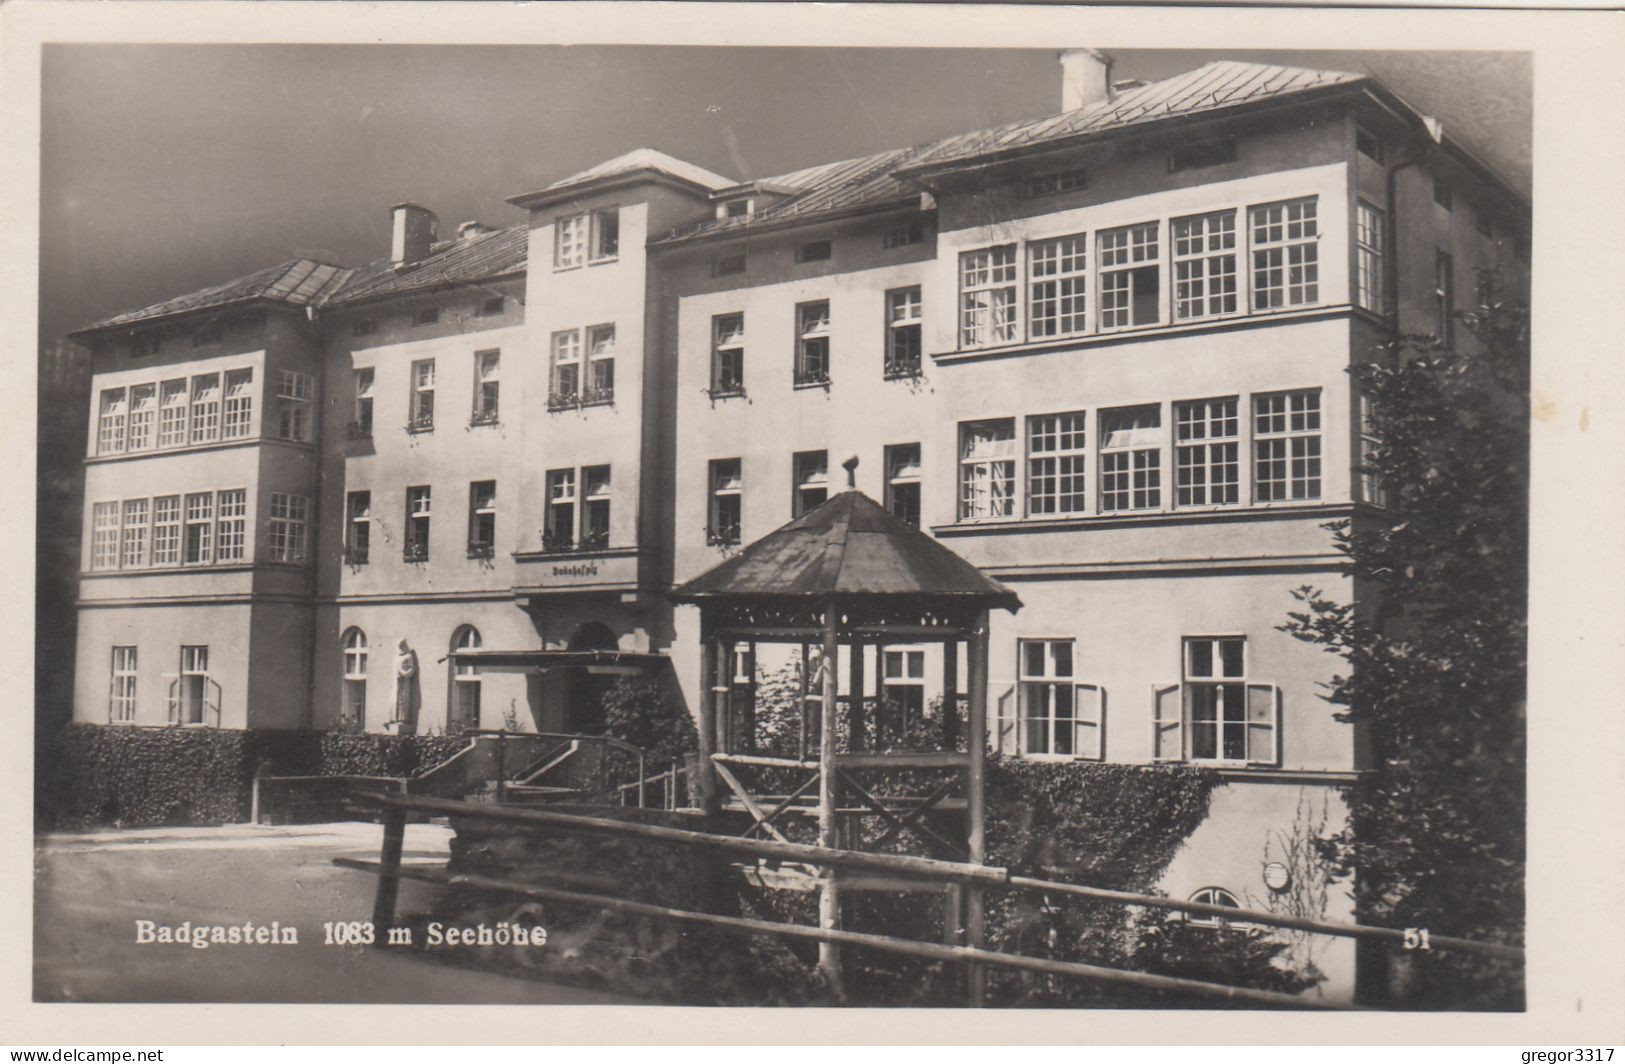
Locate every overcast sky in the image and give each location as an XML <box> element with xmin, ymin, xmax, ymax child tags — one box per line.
<box><xmin>39</xmin><ymin>46</ymin><xmax>1530</xmax><ymax>347</ymax></box>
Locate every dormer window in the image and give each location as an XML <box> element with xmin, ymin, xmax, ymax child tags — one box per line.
<box><xmin>721</xmin><ymin>197</ymin><xmax>753</xmax><ymax>221</ymax></box>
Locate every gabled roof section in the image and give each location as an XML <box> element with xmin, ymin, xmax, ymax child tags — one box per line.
<box><xmin>657</xmin><ymin>61</ymin><xmax>1369</xmax><ymax>246</ymax></box>
<box><xmin>78</xmin><ymin>259</ymin><xmax>353</xmax><ymax>333</ymax></box>
<box><xmin>327</xmin><ymin>223</ymin><xmax>527</xmax><ymax>306</ymax></box>
<box><xmin>508</xmin><ymin>147</ymin><xmax>734</xmax><ymax>211</ymax></box>
<box><xmin>671</xmin><ymin>490</ymin><xmax>1021</xmax><ymax>610</ymax></box>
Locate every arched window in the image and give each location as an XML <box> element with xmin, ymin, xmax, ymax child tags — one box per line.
<box><xmin>1187</xmin><ymin>886</ymin><xmax>1244</xmax><ymax>928</ymax></box>
<box><xmin>450</xmin><ymin>625</ymin><xmax>482</xmax><ymax>733</ymax></box>
<box><xmin>342</xmin><ymin>628</ymin><xmax>367</xmax><ymax>728</ymax></box>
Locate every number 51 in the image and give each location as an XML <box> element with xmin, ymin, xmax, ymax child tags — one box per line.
<box><xmin>1402</xmin><ymin>928</ymin><xmax>1432</xmax><ymax>951</ymax></box>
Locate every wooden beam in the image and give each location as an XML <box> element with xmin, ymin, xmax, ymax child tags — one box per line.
<box><xmin>369</xmin><ymin>806</ymin><xmax>406</xmax><ymax>938</ymax></box>
<box><xmin>818</xmin><ymin>598</ymin><xmax>842</xmax><ymax>994</ymax></box>
<box><xmin>848</xmin><ymin>635</ymin><xmax>866</xmax><ymax>752</ymax></box>
<box><xmin>964</xmin><ymin>607</ymin><xmax>991</xmax><ymax>1006</ymax></box>
<box><xmin>696</xmin><ymin>623</ymin><xmax>720</xmax><ymax>816</ymax></box>
<box><xmin>838</xmin><ymin>770</ymin><xmax>965</xmax><ymax>859</ymax></box>
<box><xmin>834</xmin><ymin>750</ymin><xmax>969</xmax><ymax>770</ymax></box>
<box><xmin>712</xmin><ymin>758</ymin><xmax>792</xmax><ymax>845</ymax></box>
<box><xmin>942</xmin><ymin>635</ymin><xmax>959</xmax><ymax>748</ymax></box>
<box><xmin>714</xmin><ymin>752</ymin><xmax>820</xmax><ymax>770</ymax></box>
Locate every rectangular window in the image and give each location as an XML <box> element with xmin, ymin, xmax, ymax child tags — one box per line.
<box><xmin>793</xmin><ymin>450</ymin><xmax>829</xmax><ymax>517</ymax></box>
<box><xmin>883</xmin><ymin>224</ymin><xmax>925</xmax><ymax>249</ymax></box>
<box><xmin>1359</xmin><ymin>394</ymin><xmax>1388</xmax><ymax>508</ymax></box>
<box><xmin>413</xmin><ymin>306</ymin><xmax>440</xmax><ymax>327</ymax></box>
<box><xmin>183</xmin><ymin>492</ymin><xmax>214</xmax><ymax>564</ymax></box>
<box><xmin>120</xmin><ymin>498</ymin><xmax>148</xmax><ymax>568</ymax></box>
<box><xmin>556</xmin><ymin>213</ymin><xmax>587</xmax><ymax>269</ymax></box>
<box><xmin>1475</xmin><ymin>207</ymin><xmax>1494</xmax><ymax>239</ymax></box>
<box><xmin>151</xmin><ymin>496</ymin><xmax>181</xmax><ymax>565</ymax></box>
<box><xmin>796</xmin><ymin>239</ymin><xmax>832</xmax><ymax>263</ymax></box>
<box><xmin>404</xmin><ymin>486</ymin><xmax>431</xmax><ymax>561</ymax></box>
<box><xmin>959</xmin><ymin>245</ymin><xmax>1018</xmax><ymax>347</ymax></box>
<box><xmin>216</xmin><ymin>489</ymin><xmax>246</xmax><ymax>562</ymax></box>
<box><xmin>1028</xmin><ymin>234</ymin><xmax>1088</xmax><ymax>338</ymax></box>
<box><xmin>352</xmin><ymin>317</ymin><xmax>378</xmax><ymax>337</ymax></box>
<box><xmin>351</xmin><ymin>368</ymin><xmax>374</xmax><ymax>437</ymax></box>
<box><xmin>885</xmin><ymin>444</ymin><xmax>922</xmax><ymax>529</ymax></box>
<box><xmin>586</xmin><ymin>325</ymin><xmax>616</xmax><ymax>402</ymax></box>
<box><xmin>1017</xmin><ymin>639</ymin><xmax>1096</xmax><ymax>759</ymax></box>
<box><xmin>1169</xmin><ymin>139</ymin><xmax>1236</xmax><ymax>173</ymax></box>
<box><xmin>1435</xmin><ymin>249</ymin><xmax>1456</xmax><ymax>345</ymax></box>
<box><xmin>550</xmin><ymin>329</ymin><xmax>581</xmax><ymax>404</ymax></box>
<box><xmin>91</xmin><ymin>501</ymin><xmax>120</xmax><ymax>570</ymax></box>
<box><xmin>709</xmin><ymin>459</ymin><xmax>742</xmax><ymax>546</ymax></box>
<box><xmin>267</xmin><ymin>493</ymin><xmax>306</xmax><ymax>562</ymax></box>
<box><xmin>590</xmin><ymin>208</ymin><xmax>620</xmax><ymax>261</ymax></box>
<box><xmin>1026</xmin><ymin>168</ymin><xmax>1088</xmax><ymax>197</ymax></box>
<box><xmin>1251</xmin><ymin>198</ymin><xmax>1319</xmax><ymax>309</ymax></box>
<box><xmin>723</xmin><ymin>198</ymin><xmax>751</xmax><ymax>220</ymax></box>
<box><xmin>189</xmin><ymin>373</ymin><xmax>221</xmax><ymax>444</ymax></box>
<box><xmin>409</xmin><ymin>359</ymin><xmax>435</xmax><ymax>431</ymax></box>
<box><xmin>222</xmin><ymin>369</ymin><xmax>253</xmax><ymax>438</ymax></box>
<box><xmin>478</xmin><ymin>296</ymin><xmax>505</xmax><ymax>317</ymax></box>
<box><xmin>275</xmin><ymin>370</ymin><xmax>313</xmax><ymax>442</ymax></box>
<box><xmin>472</xmin><ymin>350</ymin><xmax>500</xmax><ymax>424</ymax></box>
<box><xmin>544</xmin><ymin>469</ymin><xmax>577</xmax><ymax>552</ymax></box>
<box><xmin>881</xmin><ymin>648</ymin><xmax>926</xmax><ymax>727</ymax></box>
<box><xmin>345</xmin><ymin>490</ymin><xmax>371</xmax><ymax>564</ymax></box>
<box><xmin>714</xmin><ymin>253</ymin><xmax>747</xmax><ymax>277</ymax></box>
<box><xmin>1185</xmin><ymin>637</ymin><xmax>1247</xmax><ymax>761</ymax></box>
<box><xmin>177</xmin><ymin>645</ymin><xmax>209</xmax><ymax>725</ymax></box>
<box><xmin>131</xmin><ymin>334</ymin><xmax>159</xmax><ymax>358</ymax></box>
<box><xmin>1355</xmin><ymin>201</ymin><xmax>1385</xmax><ymax>314</ymax></box>
<box><xmin>1433</xmin><ymin>179</ymin><xmax>1453</xmax><ymax>211</ymax></box>
<box><xmin>192</xmin><ymin>323</ymin><xmax>222</xmax><ymax>348</ymax></box>
<box><xmin>795</xmin><ymin>301</ymin><xmax>831</xmax><ymax>385</ymax></box>
<box><xmin>712</xmin><ymin>314</ymin><xmax>745</xmax><ymax>395</ymax></box>
<box><xmin>110</xmin><ymin>646</ymin><xmax>137</xmax><ymax>723</ymax></box>
<box><xmin>468</xmin><ymin>480</ymin><xmax>497</xmax><ymax>558</ymax></box>
<box><xmin>959</xmin><ymin>419</ymin><xmax>1016</xmax><ymax>520</ymax></box>
<box><xmin>158</xmin><ymin>379</ymin><xmax>188</xmax><ymax>448</ymax></box>
<box><xmin>1027</xmin><ymin>412</ymin><xmax>1087</xmax><ymax>516</ymax></box>
<box><xmin>1099</xmin><ymin>222</ymin><xmax>1161</xmax><ymax>328</ymax></box>
<box><xmin>1355</xmin><ymin>127</ymin><xmax>1383</xmax><ymax>163</ymax></box>
<box><xmin>1173</xmin><ymin>211</ymin><xmax>1238</xmax><ymax>320</ymax></box>
<box><xmin>1175</xmin><ymin>398</ymin><xmax>1240</xmax><ymax>507</ymax></box>
<box><xmin>127</xmin><ymin>384</ymin><xmax>156</xmax><ymax>451</ymax></box>
<box><xmin>582</xmin><ymin>466</ymin><xmax>611</xmax><ymax>550</ymax></box>
<box><xmin>1254</xmin><ymin>391</ymin><xmax>1322</xmax><ymax>501</ymax></box>
<box><xmin>884</xmin><ymin>287</ymin><xmax>922</xmax><ymax>377</ymax></box>
<box><xmin>1100</xmin><ymin>406</ymin><xmax>1162</xmax><ymax>512</ymax></box>
<box><xmin>97</xmin><ymin>388</ymin><xmax>127</xmax><ymax>454</ymax></box>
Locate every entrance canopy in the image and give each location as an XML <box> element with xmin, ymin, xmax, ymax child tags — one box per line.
<box><xmin>447</xmin><ymin>648</ymin><xmax>667</xmax><ymax>675</ymax></box>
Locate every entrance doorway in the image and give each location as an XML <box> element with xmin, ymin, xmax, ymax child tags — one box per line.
<box><xmin>563</xmin><ymin>622</ymin><xmax>618</xmax><ymax>735</ymax></box>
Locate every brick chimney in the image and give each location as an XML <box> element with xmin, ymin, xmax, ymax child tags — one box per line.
<box><xmin>1059</xmin><ymin>49</ymin><xmax>1114</xmax><ymax>112</ymax></box>
<box><xmin>391</xmin><ymin>203</ymin><xmax>438</xmax><ymax>268</ymax></box>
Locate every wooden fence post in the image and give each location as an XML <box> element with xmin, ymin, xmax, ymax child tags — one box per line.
<box><xmin>371</xmin><ymin>805</ymin><xmax>407</xmax><ymax>941</ymax></box>
<box><xmin>818</xmin><ymin>599</ymin><xmax>843</xmax><ymax>997</ymax></box>
<box><xmin>964</xmin><ymin>608</ymin><xmax>990</xmax><ymax>1005</ymax></box>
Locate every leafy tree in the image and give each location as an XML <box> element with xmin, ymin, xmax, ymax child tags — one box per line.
<box><xmin>1283</xmin><ymin>283</ymin><xmax>1528</xmax><ymax>1009</ymax></box>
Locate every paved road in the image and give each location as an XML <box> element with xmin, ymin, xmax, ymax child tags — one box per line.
<box><xmin>33</xmin><ymin>821</ymin><xmax>634</xmax><ymax>1004</ymax></box>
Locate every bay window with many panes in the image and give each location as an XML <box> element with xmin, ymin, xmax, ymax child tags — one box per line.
<box><xmin>959</xmin><ymin>246</ymin><xmax>1018</xmax><ymax>347</ymax></box>
<box><xmin>1172</xmin><ymin>210</ymin><xmax>1237</xmax><ymax>320</ymax></box>
<box><xmin>1099</xmin><ymin>407</ymin><xmax>1162</xmax><ymax>512</ymax></box>
<box><xmin>1175</xmin><ymin>398</ymin><xmax>1240</xmax><ymax>506</ymax></box>
<box><xmin>1099</xmin><ymin>222</ymin><xmax>1160</xmax><ymax>328</ymax></box>
<box><xmin>959</xmin><ymin>419</ymin><xmax>1016</xmax><ymax>520</ymax></box>
<box><xmin>189</xmin><ymin>373</ymin><xmax>221</xmax><ymax>444</ymax></box>
<box><xmin>1250</xmin><ymin>197</ymin><xmax>1318</xmax><ymax>309</ymax></box>
<box><xmin>1028</xmin><ymin>234</ymin><xmax>1088</xmax><ymax>338</ymax></box>
<box><xmin>1026</xmin><ymin>412</ymin><xmax>1087</xmax><ymax>516</ymax></box>
<box><xmin>110</xmin><ymin>646</ymin><xmax>137</xmax><ymax>723</ymax></box>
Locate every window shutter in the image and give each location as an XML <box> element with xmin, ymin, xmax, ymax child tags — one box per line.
<box><xmin>207</xmin><ymin>678</ymin><xmax>224</xmax><ymax>728</ymax></box>
<box><xmin>995</xmin><ymin>685</ymin><xmax>1017</xmax><ymax>756</ymax></box>
<box><xmin>163</xmin><ymin>674</ymin><xmax>179</xmax><ymax>725</ymax></box>
<box><xmin>1152</xmin><ymin>683</ymin><xmax>1183</xmax><ymax>762</ymax></box>
<box><xmin>1074</xmin><ymin>683</ymin><xmax>1104</xmax><ymax>761</ymax></box>
<box><xmin>1246</xmin><ymin>682</ymin><xmax>1280</xmax><ymax>766</ymax></box>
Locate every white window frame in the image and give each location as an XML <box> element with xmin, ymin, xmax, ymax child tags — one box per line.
<box><xmin>1099</xmin><ymin>406</ymin><xmax>1163</xmax><ymax>513</ymax></box>
<box><xmin>173</xmin><ymin>644</ymin><xmax>214</xmax><ymax>726</ymax></box>
<box><xmin>189</xmin><ymin>373</ymin><xmax>221</xmax><ymax>444</ymax></box>
<box><xmin>110</xmin><ymin>645</ymin><xmax>138</xmax><ymax>723</ymax></box>
<box><xmin>409</xmin><ymin>359</ymin><xmax>435</xmax><ymax>432</ymax></box>
<box><xmin>959</xmin><ymin>245</ymin><xmax>1018</xmax><ymax>348</ymax></box>
<box><xmin>550</xmin><ymin>329</ymin><xmax>582</xmax><ymax>404</ymax></box>
<box><xmin>884</xmin><ymin>286</ymin><xmax>922</xmax><ymax>377</ymax></box>
<box><xmin>352</xmin><ymin>367</ymin><xmax>374</xmax><ymax>437</ymax></box>
<box><xmin>795</xmin><ymin>300</ymin><xmax>831</xmax><ymax>386</ymax></box>
<box><xmin>342</xmin><ymin>628</ymin><xmax>367</xmax><ymax>727</ymax></box>
<box><xmin>586</xmin><ymin>325</ymin><xmax>616</xmax><ymax>402</ymax></box>
<box><xmin>880</xmin><ymin>648</ymin><xmax>927</xmax><ymax>726</ymax></box>
<box><xmin>884</xmin><ymin>443</ymin><xmax>922</xmax><ymax>528</ymax></box>
<box><xmin>97</xmin><ymin>388</ymin><xmax>127</xmax><ymax>455</ymax></box>
<box><xmin>151</xmin><ymin>495</ymin><xmax>181</xmax><ymax>566</ymax></box>
<box><xmin>1172</xmin><ymin>210</ymin><xmax>1238</xmax><ymax>321</ymax></box>
<box><xmin>589</xmin><ymin>208</ymin><xmax>619</xmax><ymax>263</ymax></box>
<box><xmin>267</xmin><ymin>492</ymin><xmax>307</xmax><ymax>562</ymax></box>
<box><xmin>1175</xmin><ymin>398</ymin><xmax>1240</xmax><ymax>507</ymax></box>
<box><xmin>468</xmin><ymin>480</ymin><xmax>497</xmax><ymax>557</ymax></box>
<box><xmin>1253</xmin><ymin>390</ymin><xmax>1322</xmax><ymax>502</ymax></box>
<box><xmin>1250</xmin><ymin>197</ymin><xmax>1320</xmax><ymax>310</ymax></box>
<box><xmin>215</xmin><ymin>488</ymin><xmax>246</xmax><ymax>562</ymax></box>
<box><xmin>127</xmin><ymin>383</ymin><xmax>156</xmax><ymax>452</ymax></box>
<box><xmin>158</xmin><ymin>379</ymin><xmax>188</xmax><ymax>448</ymax></box>
<box><xmin>472</xmin><ymin>349</ymin><xmax>500</xmax><ymax>425</ymax></box>
<box><xmin>1359</xmin><ymin>393</ymin><xmax>1388</xmax><ymax>508</ymax></box>
<box><xmin>1098</xmin><ymin>221</ymin><xmax>1161</xmax><ymax>330</ymax></box>
<box><xmin>120</xmin><ymin>498</ymin><xmax>148</xmax><ymax>569</ymax></box>
<box><xmin>582</xmin><ymin>466</ymin><xmax>612</xmax><ymax>550</ymax></box>
<box><xmin>91</xmin><ymin>501</ymin><xmax>120</xmax><ymax>571</ymax></box>
<box><xmin>1026</xmin><ymin>412</ymin><xmax>1087</xmax><ymax>517</ymax></box>
<box><xmin>958</xmin><ymin>418</ymin><xmax>1017</xmax><ymax>521</ymax></box>
<box><xmin>450</xmin><ymin>626</ymin><xmax>482</xmax><ymax>732</ymax></box>
<box><xmin>1028</xmin><ymin>234</ymin><xmax>1088</xmax><ymax>339</ymax></box>
<box><xmin>555</xmin><ymin>212</ymin><xmax>588</xmax><ymax>270</ymax></box>
<box><xmin>405</xmin><ymin>486</ymin><xmax>431</xmax><ymax>561</ymax></box>
<box><xmin>222</xmin><ymin>369</ymin><xmax>254</xmax><ymax>439</ymax></box>
<box><xmin>275</xmin><ymin>370</ymin><xmax>313</xmax><ymax>442</ymax></box>
<box><xmin>544</xmin><ymin>468</ymin><xmax>577</xmax><ymax>551</ymax></box>
<box><xmin>712</xmin><ymin>314</ymin><xmax>745</xmax><ymax>395</ymax></box>
<box><xmin>1015</xmin><ymin>638</ymin><xmax>1103</xmax><ymax>761</ymax></box>
<box><xmin>183</xmin><ymin>491</ymin><xmax>214</xmax><ymax>565</ymax></box>
<box><xmin>709</xmin><ymin>458</ymin><xmax>742</xmax><ymax>546</ymax></box>
<box><xmin>1162</xmin><ymin>636</ymin><xmax>1279</xmax><ymax>766</ymax></box>
<box><xmin>793</xmin><ymin>450</ymin><xmax>829</xmax><ymax>518</ymax></box>
<box><xmin>346</xmin><ymin>490</ymin><xmax>371</xmax><ymax>564</ymax></box>
<box><xmin>1355</xmin><ymin>201</ymin><xmax>1385</xmax><ymax>315</ymax></box>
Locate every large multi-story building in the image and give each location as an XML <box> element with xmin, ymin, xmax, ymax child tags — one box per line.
<box><xmin>67</xmin><ymin>52</ymin><xmax>1527</xmax><ymax>999</ymax></box>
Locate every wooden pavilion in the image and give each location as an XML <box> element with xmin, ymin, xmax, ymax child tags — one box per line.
<box><xmin>670</xmin><ymin>482</ymin><xmax>1020</xmax><ymax>993</ymax></box>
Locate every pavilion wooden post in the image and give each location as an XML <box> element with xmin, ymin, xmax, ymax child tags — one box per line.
<box><xmin>942</xmin><ymin>635</ymin><xmax>959</xmax><ymax>749</ymax></box>
<box><xmin>696</xmin><ymin>620</ymin><xmax>721</xmax><ymax>817</ymax></box>
<box><xmin>964</xmin><ymin>608</ymin><xmax>990</xmax><ymax>1006</ymax></box>
<box><xmin>818</xmin><ymin>598</ymin><xmax>843</xmax><ymax>996</ymax></box>
<box><xmin>848</xmin><ymin>635</ymin><xmax>866</xmax><ymax>752</ymax></box>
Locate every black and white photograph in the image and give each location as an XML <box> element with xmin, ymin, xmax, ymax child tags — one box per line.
<box><xmin>7</xmin><ymin>0</ymin><xmax>1624</xmax><ymax>1047</ymax></box>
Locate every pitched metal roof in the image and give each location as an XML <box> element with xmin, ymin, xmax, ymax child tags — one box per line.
<box><xmin>658</xmin><ymin>61</ymin><xmax>1367</xmax><ymax>245</ymax></box>
<box><xmin>327</xmin><ymin>223</ymin><xmax>527</xmax><ymax>306</ymax></box>
<box><xmin>76</xmin><ymin>224</ymin><xmax>528</xmax><ymax>333</ymax></box>
<box><xmin>508</xmin><ymin>147</ymin><xmax>735</xmax><ymax>210</ymax></box>
<box><xmin>671</xmin><ymin>490</ymin><xmax>1021</xmax><ymax>610</ymax></box>
<box><xmin>81</xmin><ymin>259</ymin><xmax>354</xmax><ymax>331</ymax></box>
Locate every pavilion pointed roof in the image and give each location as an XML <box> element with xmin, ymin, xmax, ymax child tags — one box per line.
<box><xmin>671</xmin><ymin>490</ymin><xmax>1020</xmax><ymax>611</ymax></box>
